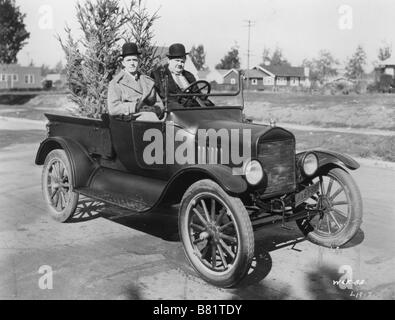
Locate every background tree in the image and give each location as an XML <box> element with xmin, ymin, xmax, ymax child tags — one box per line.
<box><xmin>59</xmin><ymin>0</ymin><xmax>159</xmax><ymax>118</ymax></box>
<box><xmin>270</xmin><ymin>47</ymin><xmax>291</xmax><ymax>66</ymax></box>
<box><xmin>345</xmin><ymin>45</ymin><xmax>367</xmax><ymax>80</ymax></box>
<box><xmin>215</xmin><ymin>45</ymin><xmax>240</xmax><ymax>69</ymax></box>
<box><xmin>189</xmin><ymin>44</ymin><xmax>207</xmax><ymax>71</ymax></box>
<box><xmin>123</xmin><ymin>0</ymin><xmax>159</xmax><ymax>74</ymax></box>
<box><xmin>0</xmin><ymin>0</ymin><xmax>30</xmax><ymax>64</ymax></box>
<box><xmin>54</xmin><ymin>61</ymin><xmax>65</xmax><ymax>74</ymax></box>
<box><xmin>259</xmin><ymin>47</ymin><xmax>271</xmax><ymax>66</ymax></box>
<box><xmin>378</xmin><ymin>42</ymin><xmax>392</xmax><ymax>61</ymax></box>
<box><xmin>259</xmin><ymin>46</ymin><xmax>290</xmax><ymax>67</ymax></box>
<box><xmin>41</xmin><ymin>64</ymin><xmax>52</xmax><ymax>77</ymax></box>
<box><xmin>303</xmin><ymin>50</ymin><xmax>339</xmax><ymax>84</ymax></box>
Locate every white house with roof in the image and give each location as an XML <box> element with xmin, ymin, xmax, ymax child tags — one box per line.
<box><xmin>251</xmin><ymin>65</ymin><xmax>310</xmax><ymax>89</ymax></box>
<box><xmin>197</xmin><ymin>69</ymin><xmax>239</xmax><ymax>84</ymax></box>
<box><xmin>0</xmin><ymin>64</ymin><xmax>42</xmax><ymax>89</ymax></box>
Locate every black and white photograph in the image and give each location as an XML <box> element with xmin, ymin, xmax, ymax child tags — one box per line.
<box><xmin>0</xmin><ymin>0</ymin><xmax>394</xmax><ymax>303</ymax></box>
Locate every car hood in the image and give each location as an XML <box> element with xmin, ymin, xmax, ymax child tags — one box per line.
<box><xmin>169</xmin><ymin>109</ymin><xmax>294</xmax><ymax>146</ymax></box>
<box><xmin>194</xmin><ymin>120</ymin><xmax>294</xmax><ymax>144</ymax></box>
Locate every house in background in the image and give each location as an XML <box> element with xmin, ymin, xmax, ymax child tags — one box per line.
<box><xmin>251</xmin><ymin>65</ymin><xmax>310</xmax><ymax>89</ymax></box>
<box><xmin>376</xmin><ymin>57</ymin><xmax>395</xmax><ymax>75</ymax></box>
<box><xmin>197</xmin><ymin>69</ymin><xmax>240</xmax><ymax>91</ymax></box>
<box><xmin>222</xmin><ymin>69</ymin><xmax>239</xmax><ymax>85</ymax></box>
<box><xmin>0</xmin><ymin>64</ymin><xmax>42</xmax><ymax>89</ymax></box>
<box><xmin>374</xmin><ymin>57</ymin><xmax>395</xmax><ymax>91</ymax></box>
<box><xmin>198</xmin><ymin>69</ymin><xmax>239</xmax><ymax>84</ymax></box>
<box><xmin>243</xmin><ymin>69</ymin><xmax>267</xmax><ymax>90</ymax></box>
<box><xmin>197</xmin><ymin>69</ymin><xmax>210</xmax><ymax>82</ymax></box>
<box><xmin>195</xmin><ymin>65</ymin><xmax>310</xmax><ymax>91</ymax></box>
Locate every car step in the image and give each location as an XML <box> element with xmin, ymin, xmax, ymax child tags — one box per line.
<box><xmin>77</xmin><ymin>187</ymin><xmax>151</xmax><ymax>212</ymax></box>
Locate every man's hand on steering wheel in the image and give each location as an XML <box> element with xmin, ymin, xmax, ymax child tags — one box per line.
<box><xmin>179</xmin><ymin>80</ymin><xmax>211</xmax><ymax>108</ymax></box>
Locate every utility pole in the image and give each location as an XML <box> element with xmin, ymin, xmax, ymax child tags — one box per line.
<box><xmin>243</xmin><ymin>20</ymin><xmax>255</xmax><ymax>89</ymax></box>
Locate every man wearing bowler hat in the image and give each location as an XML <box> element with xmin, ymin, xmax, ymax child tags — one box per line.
<box><xmin>150</xmin><ymin>43</ymin><xmax>197</xmax><ymax>103</ymax></box>
<box><xmin>107</xmin><ymin>42</ymin><xmax>164</xmax><ymax>120</ymax></box>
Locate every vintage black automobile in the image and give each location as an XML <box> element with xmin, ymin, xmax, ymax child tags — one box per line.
<box><xmin>35</xmin><ymin>75</ymin><xmax>363</xmax><ymax>288</ymax></box>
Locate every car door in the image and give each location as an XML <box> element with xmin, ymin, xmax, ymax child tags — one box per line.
<box><xmin>131</xmin><ymin>119</ymin><xmax>166</xmax><ymax>174</ymax></box>
<box><xmin>132</xmin><ymin>118</ymin><xmax>194</xmax><ymax>179</ymax></box>
<box><xmin>108</xmin><ymin>115</ymin><xmax>166</xmax><ymax>176</ymax></box>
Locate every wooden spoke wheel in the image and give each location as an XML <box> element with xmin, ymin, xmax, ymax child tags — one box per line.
<box><xmin>296</xmin><ymin>167</ymin><xmax>363</xmax><ymax>248</ymax></box>
<box><xmin>42</xmin><ymin>150</ymin><xmax>79</xmax><ymax>222</ymax></box>
<box><xmin>179</xmin><ymin>179</ymin><xmax>254</xmax><ymax>288</ymax></box>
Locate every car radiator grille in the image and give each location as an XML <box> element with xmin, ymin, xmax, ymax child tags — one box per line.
<box><xmin>197</xmin><ymin>146</ymin><xmax>222</xmax><ymax>164</ymax></box>
<box><xmin>258</xmin><ymin>139</ymin><xmax>296</xmax><ymax>196</ymax></box>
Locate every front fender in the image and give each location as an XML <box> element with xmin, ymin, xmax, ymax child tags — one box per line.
<box><xmin>157</xmin><ymin>164</ymin><xmax>248</xmax><ymax>205</ymax></box>
<box><xmin>180</xmin><ymin>165</ymin><xmax>248</xmax><ymax>194</ymax></box>
<box><xmin>297</xmin><ymin>149</ymin><xmax>360</xmax><ymax>171</ymax></box>
<box><xmin>35</xmin><ymin>137</ymin><xmax>97</xmax><ymax>188</ymax></box>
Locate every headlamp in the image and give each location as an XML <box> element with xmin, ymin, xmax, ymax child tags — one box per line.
<box><xmin>244</xmin><ymin>160</ymin><xmax>264</xmax><ymax>185</ymax></box>
<box><xmin>302</xmin><ymin>153</ymin><xmax>318</xmax><ymax>176</ymax></box>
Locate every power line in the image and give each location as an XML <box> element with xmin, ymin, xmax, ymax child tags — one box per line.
<box><xmin>243</xmin><ymin>20</ymin><xmax>255</xmax><ymax>89</ymax></box>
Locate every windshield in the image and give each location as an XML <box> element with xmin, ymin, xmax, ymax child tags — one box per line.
<box><xmin>166</xmin><ymin>73</ymin><xmax>245</xmax><ymax>110</ymax></box>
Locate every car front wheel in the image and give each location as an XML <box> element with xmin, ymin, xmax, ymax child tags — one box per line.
<box><xmin>296</xmin><ymin>167</ymin><xmax>363</xmax><ymax>248</ymax></box>
<box><xmin>179</xmin><ymin>179</ymin><xmax>254</xmax><ymax>288</ymax></box>
<box><xmin>42</xmin><ymin>149</ymin><xmax>79</xmax><ymax>222</ymax></box>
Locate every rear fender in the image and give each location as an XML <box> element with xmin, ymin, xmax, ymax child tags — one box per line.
<box><xmin>35</xmin><ymin>137</ymin><xmax>97</xmax><ymax>188</ymax></box>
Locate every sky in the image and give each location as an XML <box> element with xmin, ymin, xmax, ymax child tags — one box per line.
<box><xmin>15</xmin><ymin>0</ymin><xmax>395</xmax><ymax>71</ymax></box>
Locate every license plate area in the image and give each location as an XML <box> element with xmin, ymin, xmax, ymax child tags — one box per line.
<box><xmin>295</xmin><ymin>182</ymin><xmax>320</xmax><ymax>207</ymax></box>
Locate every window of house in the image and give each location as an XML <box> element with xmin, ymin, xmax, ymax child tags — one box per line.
<box><xmin>290</xmin><ymin>77</ymin><xmax>299</xmax><ymax>86</ymax></box>
<box><xmin>25</xmin><ymin>74</ymin><xmax>34</xmax><ymax>84</ymax></box>
<box><xmin>276</xmin><ymin>76</ymin><xmax>287</xmax><ymax>86</ymax></box>
<box><xmin>251</xmin><ymin>79</ymin><xmax>258</xmax><ymax>85</ymax></box>
<box><xmin>230</xmin><ymin>78</ymin><xmax>236</xmax><ymax>85</ymax></box>
<box><xmin>13</xmin><ymin>74</ymin><xmax>18</xmax><ymax>82</ymax></box>
<box><xmin>384</xmin><ymin>68</ymin><xmax>394</xmax><ymax>77</ymax></box>
<box><xmin>263</xmin><ymin>76</ymin><xmax>274</xmax><ymax>85</ymax></box>
<box><xmin>0</xmin><ymin>74</ymin><xmax>3</xmax><ymax>82</ymax></box>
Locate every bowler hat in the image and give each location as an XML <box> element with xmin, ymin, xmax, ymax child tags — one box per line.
<box><xmin>167</xmin><ymin>43</ymin><xmax>189</xmax><ymax>59</ymax></box>
<box><xmin>121</xmin><ymin>42</ymin><xmax>141</xmax><ymax>57</ymax></box>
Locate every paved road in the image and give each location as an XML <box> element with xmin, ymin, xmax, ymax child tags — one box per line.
<box><xmin>0</xmin><ymin>142</ymin><xmax>394</xmax><ymax>300</ymax></box>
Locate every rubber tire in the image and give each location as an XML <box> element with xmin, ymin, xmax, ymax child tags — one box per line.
<box><xmin>42</xmin><ymin>149</ymin><xmax>79</xmax><ymax>222</ymax></box>
<box><xmin>179</xmin><ymin>179</ymin><xmax>254</xmax><ymax>288</ymax></box>
<box><xmin>296</xmin><ymin>167</ymin><xmax>363</xmax><ymax>248</ymax></box>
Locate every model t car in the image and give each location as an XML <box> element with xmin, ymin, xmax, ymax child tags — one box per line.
<box><xmin>35</xmin><ymin>75</ymin><xmax>363</xmax><ymax>288</ymax></box>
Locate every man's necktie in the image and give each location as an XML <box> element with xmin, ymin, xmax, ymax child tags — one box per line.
<box><xmin>172</xmin><ymin>73</ymin><xmax>190</xmax><ymax>90</ymax></box>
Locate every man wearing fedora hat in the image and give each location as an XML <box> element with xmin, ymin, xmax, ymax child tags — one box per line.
<box><xmin>107</xmin><ymin>42</ymin><xmax>164</xmax><ymax>120</ymax></box>
<box><xmin>150</xmin><ymin>43</ymin><xmax>197</xmax><ymax>104</ymax></box>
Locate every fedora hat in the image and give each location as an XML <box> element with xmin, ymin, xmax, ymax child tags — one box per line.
<box><xmin>167</xmin><ymin>43</ymin><xmax>189</xmax><ymax>59</ymax></box>
<box><xmin>121</xmin><ymin>42</ymin><xmax>142</xmax><ymax>57</ymax></box>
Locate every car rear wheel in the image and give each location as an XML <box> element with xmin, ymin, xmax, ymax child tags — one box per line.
<box><xmin>42</xmin><ymin>149</ymin><xmax>79</xmax><ymax>222</ymax></box>
<box><xmin>179</xmin><ymin>179</ymin><xmax>254</xmax><ymax>288</ymax></box>
<box><xmin>296</xmin><ymin>167</ymin><xmax>363</xmax><ymax>248</ymax></box>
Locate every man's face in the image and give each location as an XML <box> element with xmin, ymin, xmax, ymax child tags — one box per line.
<box><xmin>122</xmin><ymin>55</ymin><xmax>139</xmax><ymax>74</ymax></box>
<box><xmin>168</xmin><ymin>57</ymin><xmax>186</xmax><ymax>74</ymax></box>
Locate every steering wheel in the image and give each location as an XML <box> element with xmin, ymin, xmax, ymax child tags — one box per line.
<box><xmin>179</xmin><ymin>80</ymin><xmax>211</xmax><ymax>107</ymax></box>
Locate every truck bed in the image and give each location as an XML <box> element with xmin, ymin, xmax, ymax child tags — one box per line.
<box><xmin>45</xmin><ymin>113</ymin><xmax>113</xmax><ymax>158</ymax></box>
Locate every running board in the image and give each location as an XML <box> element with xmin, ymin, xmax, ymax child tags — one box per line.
<box><xmin>77</xmin><ymin>187</ymin><xmax>151</xmax><ymax>212</ymax></box>
<box><xmin>76</xmin><ymin>167</ymin><xmax>168</xmax><ymax>213</ymax></box>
